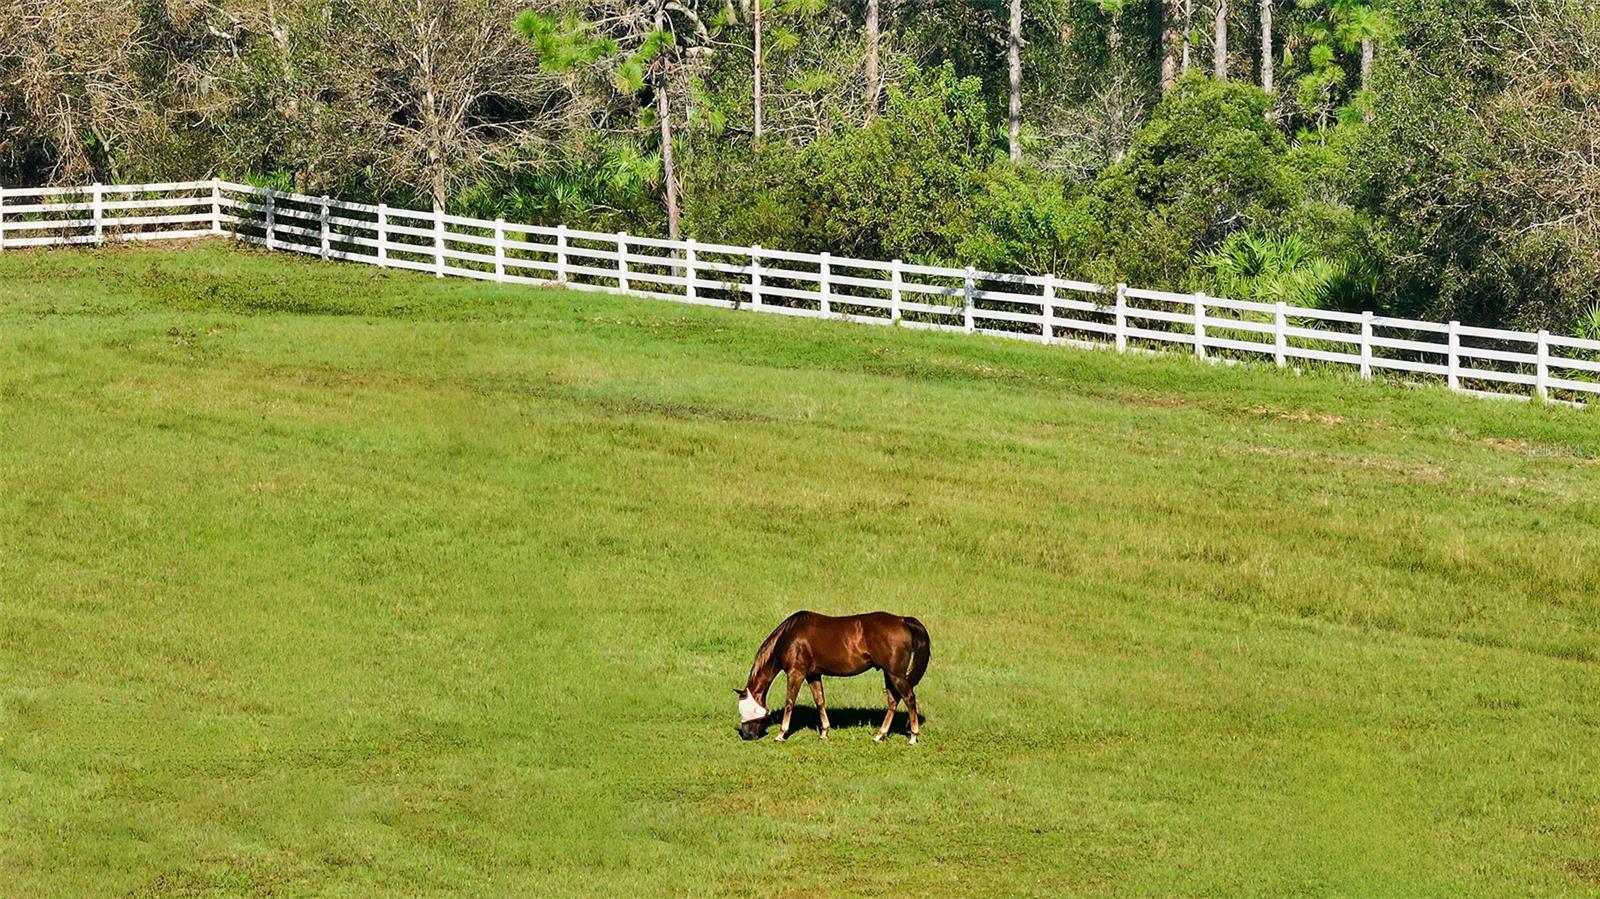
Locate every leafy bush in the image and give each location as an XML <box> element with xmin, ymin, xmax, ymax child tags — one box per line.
<box><xmin>684</xmin><ymin>64</ymin><xmax>998</xmax><ymax>263</ymax></box>
<box><xmin>1081</xmin><ymin>75</ymin><xmax>1301</xmax><ymax>287</ymax></box>
<box><xmin>1203</xmin><ymin>231</ymin><xmax>1345</xmax><ymax>307</ymax></box>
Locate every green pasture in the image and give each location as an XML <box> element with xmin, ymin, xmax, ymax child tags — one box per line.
<box><xmin>2</xmin><ymin>244</ymin><xmax>1598</xmax><ymax>896</ymax></box>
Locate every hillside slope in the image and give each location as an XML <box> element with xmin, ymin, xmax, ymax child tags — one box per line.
<box><xmin>2</xmin><ymin>243</ymin><xmax>1598</xmax><ymax>896</ymax></box>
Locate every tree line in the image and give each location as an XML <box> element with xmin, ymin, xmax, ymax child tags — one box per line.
<box><xmin>1</xmin><ymin>0</ymin><xmax>1597</xmax><ymax>331</ymax></box>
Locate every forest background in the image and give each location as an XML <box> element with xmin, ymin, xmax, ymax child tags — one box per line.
<box><xmin>3</xmin><ymin>0</ymin><xmax>1598</xmax><ymax>331</ymax></box>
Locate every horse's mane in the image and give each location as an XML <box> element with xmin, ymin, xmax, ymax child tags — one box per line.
<box><xmin>748</xmin><ymin>611</ymin><xmax>806</xmax><ymax>683</ymax></box>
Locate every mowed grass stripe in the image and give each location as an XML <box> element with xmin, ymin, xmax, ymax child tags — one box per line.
<box><xmin>1</xmin><ymin>243</ymin><xmax>1598</xmax><ymax>896</ymax></box>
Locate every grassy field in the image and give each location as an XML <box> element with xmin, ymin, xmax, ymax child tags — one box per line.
<box><xmin>2</xmin><ymin>242</ymin><xmax>1599</xmax><ymax>897</ymax></box>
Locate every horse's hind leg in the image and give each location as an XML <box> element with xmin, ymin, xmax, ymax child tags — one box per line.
<box><xmin>888</xmin><ymin>674</ymin><xmax>920</xmax><ymax>745</ymax></box>
<box><xmin>808</xmin><ymin>676</ymin><xmax>830</xmax><ymax>740</ymax></box>
<box><xmin>904</xmin><ymin>688</ymin><xmax>920</xmax><ymax>745</ymax></box>
<box><xmin>874</xmin><ymin>675</ymin><xmax>900</xmax><ymax>743</ymax></box>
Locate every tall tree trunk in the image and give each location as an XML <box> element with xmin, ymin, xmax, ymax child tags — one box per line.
<box><xmin>1259</xmin><ymin>0</ymin><xmax>1273</xmax><ymax>93</ymax></box>
<box><xmin>752</xmin><ymin>0</ymin><xmax>763</xmax><ymax>145</ymax></box>
<box><xmin>1007</xmin><ymin>0</ymin><xmax>1021</xmax><ymax>161</ymax></box>
<box><xmin>265</xmin><ymin>0</ymin><xmax>308</xmax><ymax>191</ymax></box>
<box><xmin>1181</xmin><ymin>0</ymin><xmax>1194</xmax><ymax>75</ymax></box>
<box><xmin>1360</xmin><ymin>35</ymin><xmax>1373</xmax><ymax>88</ymax></box>
<box><xmin>1109</xmin><ymin>5</ymin><xmax>1125</xmax><ymax>162</ymax></box>
<box><xmin>865</xmin><ymin>0</ymin><xmax>880</xmax><ymax>118</ymax></box>
<box><xmin>1213</xmin><ymin>0</ymin><xmax>1228</xmax><ymax>80</ymax></box>
<box><xmin>655</xmin><ymin>8</ymin><xmax>680</xmax><ymax>240</ymax></box>
<box><xmin>658</xmin><ymin>79</ymin><xmax>679</xmax><ymax>240</ymax></box>
<box><xmin>1161</xmin><ymin>1</ymin><xmax>1180</xmax><ymax>94</ymax></box>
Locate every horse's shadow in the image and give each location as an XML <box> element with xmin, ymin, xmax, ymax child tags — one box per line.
<box><xmin>772</xmin><ymin>705</ymin><xmax>929</xmax><ymax>734</ymax></box>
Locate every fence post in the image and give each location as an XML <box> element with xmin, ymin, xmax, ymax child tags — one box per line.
<box><xmin>376</xmin><ymin>203</ymin><xmax>388</xmax><ymax>267</ymax></box>
<box><xmin>265</xmin><ymin>190</ymin><xmax>277</xmax><ymax>252</ymax></box>
<box><xmin>891</xmin><ymin>259</ymin><xmax>903</xmax><ymax>323</ymax></box>
<box><xmin>684</xmin><ymin>238</ymin><xmax>698</xmax><ymax>301</ymax></box>
<box><xmin>616</xmin><ymin>231</ymin><xmax>629</xmax><ymax>291</ymax></box>
<box><xmin>1274</xmin><ymin>302</ymin><xmax>1288</xmax><ymax>368</ymax></box>
<box><xmin>819</xmin><ymin>252</ymin><xmax>832</xmax><ymax>315</ymax></box>
<box><xmin>1536</xmin><ymin>329</ymin><xmax>1550</xmax><ymax>401</ymax></box>
<box><xmin>1114</xmin><ymin>283</ymin><xmax>1128</xmax><ymax>352</ymax></box>
<box><xmin>556</xmin><ymin>225</ymin><xmax>569</xmax><ymax>283</ymax></box>
<box><xmin>92</xmin><ymin>183</ymin><xmax>104</xmax><ymax>243</ymax></box>
<box><xmin>1360</xmin><ymin>311</ymin><xmax>1374</xmax><ymax>379</ymax></box>
<box><xmin>211</xmin><ymin>178</ymin><xmax>223</xmax><ymax>235</ymax></box>
<box><xmin>1447</xmin><ymin>320</ymin><xmax>1461</xmax><ymax>391</ymax></box>
<box><xmin>750</xmin><ymin>245</ymin><xmax>763</xmax><ymax>308</ymax></box>
<box><xmin>1194</xmin><ymin>292</ymin><xmax>1208</xmax><ymax>358</ymax></box>
<box><xmin>1043</xmin><ymin>273</ymin><xmax>1056</xmax><ymax>343</ymax></box>
<box><xmin>0</xmin><ymin>189</ymin><xmax>7</xmax><ymax>250</ymax></box>
<box><xmin>433</xmin><ymin>208</ymin><xmax>445</xmax><ymax>277</ymax></box>
<box><xmin>963</xmin><ymin>266</ymin><xmax>976</xmax><ymax>333</ymax></box>
<box><xmin>494</xmin><ymin>218</ymin><xmax>506</xmax><ymax>281</ymax></box>
<box><xmin>319</xmin><ymin>195</ymin><xmax>331</xmax><ymax>260</ymax></box>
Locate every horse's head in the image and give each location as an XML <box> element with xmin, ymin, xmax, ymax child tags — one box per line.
<box><xmin>734</xmin><ymin>688</ymin><xmax>768</xmax><ymax>740</ymax></box>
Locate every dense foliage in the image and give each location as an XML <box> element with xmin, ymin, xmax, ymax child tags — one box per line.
<box><xmin>2</xmin><ymin>0</ymin><xmax>1598</xmax><ymax>329</ymax></box>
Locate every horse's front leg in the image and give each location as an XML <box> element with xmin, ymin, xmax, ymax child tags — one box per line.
<box><xmin>774</xmin><ymin>673</ymin><xmax>804</xmax><ymax>742</ymax></box>
<box><xmin>808</xmin><ymin>676</ymin><xmax>830</xmax><ymax>739</ymax></box>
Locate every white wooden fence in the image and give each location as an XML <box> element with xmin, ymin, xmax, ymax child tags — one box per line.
<box><xmin>4</xmin><ymin>178</ymin><xmax>1599</xmax><ymax>404</ymax></box>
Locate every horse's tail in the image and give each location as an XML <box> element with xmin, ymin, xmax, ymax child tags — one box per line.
<box><xmin>903</xmin><ymin>616</ymin><xmax>931</xmax><ymax>687</ymax></box>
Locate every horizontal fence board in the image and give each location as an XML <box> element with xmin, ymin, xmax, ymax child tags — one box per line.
<box><xmin>1546</xmin><ymin>333</ymin><xmax>1600</xmax><ymax>353</ymax></box>
<box><xmin>1456</xmin><ymin>345</ymin><xmax>1537</xmax><ymax>365</ymax></box>
<box><xmin>1125</xmin><ymin>325</ymin><xmax>1197</xmax><ymax>346</ymax></box>
<box><xmin>1286</xmin><ymin>346</ymin><xmax>1362</xmax><ymax>366</ymax></box>
<box><xmin>3</xmin><ymin>201</ymin><xmax>96</xmax><ymax>215</ymax></box>
<box><xmin>756</xmin><ymin>263</ymin><xmax>823</xmax><ymax>283</ymax></box>
<box><xmin>1124</xmin><ymin>286</ymin><xmax>1196</xmax><ymax>304</ymax></box>
<box><xmin>824</xmin><ymin>273</ymin><xmax>894</xmax><ymax>292</ymax></box>
<box><xmin>1550</xmin><ymin>355</ymin><xmax>1600</xmax><ymax>375</ymax></box>
<box><xmin>974</xmin><ymin>307</ymin><xmax>1046</xmax><ymax>327</ymax></box>
<box><xmin>973</xmin><ymin>287</ymin><xmax>1047</xmax><ymax>305</ymax></box>
<box><xmin>1052</xmin><ymin>318</ymin><xmax>1118</xmax><ymax>337</ymax></box>
<box><xmin>1462</xmin><ymin>367</ymin><xmax>1537</xmax><ymax>386</ymax></box>
<box><xmin>1370</xmin><ymin>335</ymin><xmax>1445</xmax><ymax>355</ymax></box>
<box><xmin>1202</xmin><ymin>316</ymin><xmax>1276</xmax><ymax>336</ymax></box>
<box><xmin>505</xmin><ymin>256</ymin><xmax>559</xmax><ymax>274</ymax></box>
<box><xmin>1371</xmin><ymin>315</ymin><xmax>1449</xmax><ymax>335</ymax></box>
<box><xmin>1050</xmin><ymin>296</ymin><xmax>1106</xmax><ymax>315</ymax></box>
<box><xmin>1370</xmin><ymin>356</ymin><xmax>1449</xmax><ymax>376</ymax></box>
<box><xmin>1203</xmin><ymin>335</ymin><xmax>1276</xmax><ymax>356</ymax></box>
<box><xmin>6</xmin><ymin>217</ymin><xmax>94</xmax><ymax>231</ymax></box>
<box><xmin>749</xmin><ymin>245</ymin><xmax>821</xmax><ymax>265</ymax></box>
<box><xmin>1124</xmin><ymin>306</ymin><xmax>1196</xmax><ymax>326</ymax></box>
<box><xmin>1283</xmin><ymin>325</ymin><xmax>1360</xmax><ymax>345</ymax></box>
<box><xmin>824</xmin><ymin>292</ymin><xmax>894</xmax><ymax>310</ymax></box>
<box><xmin>1203</xmin><ymin>296</ymin><xmax>1278</xmax><ymax>315</ymax></box>
<box><xmin>1546</xmin><ymin>375</ymin><xmax>1600</xmax><ymax>395</ymax></box>
<box><xmin>1457</xmin><ymin>323</ymin><xmax>1532</xmax><ymax>342</ymax></box>
<box><xmin>101</xmin><ymin>196</ymin><xmax>211</xmax><ymax>212</ymax></box>
<box><xmin>899</xmin><ymin>300</ymin><xmax>961</xmax><ymax>316</ymax></box>
<box><xmin>1292</xmin><ymin>306</ymin><xmax>1365</xmax><ymax>325</ymax></box>
<box><xmin>756</xmin><ymin>283</ymin><xmax>823</xmax><ymax>303</ymax></box>
<box><xmin>503</xmin><ymin>237</ymin><xmax>557</xmax><ymax>254</ymax></box>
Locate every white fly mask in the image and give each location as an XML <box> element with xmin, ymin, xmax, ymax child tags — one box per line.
<box><xmin>738</xmin><ymin>691</ymin><xmax>766</xmax><ymax>723</ymax></box>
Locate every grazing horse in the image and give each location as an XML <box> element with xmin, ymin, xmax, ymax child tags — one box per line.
<box><xmin>735</xmin><ymin>611</ymin><xmax>930</xmax><ymax>744</ymax></box>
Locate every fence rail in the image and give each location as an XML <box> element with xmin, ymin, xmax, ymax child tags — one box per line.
<box><xmin>3</xmin><ymin>178</ymin><xmax>1597</xmax><ymax>405</ymax></box>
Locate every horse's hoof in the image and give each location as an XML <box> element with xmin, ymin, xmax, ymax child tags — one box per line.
<box><xmin>819</xmin><ymin>730</ymin><xmax>829</xmax><ymax>741</ymax></box>
<box><xmin>774</xmin><ymin>733</ymin><xmax>787</xmax><ymax>743</ymax></box>
<box><xmin>908</xmin><ymin>735</ymin><xmax>919</xmax><ymax>746</ymax></box>
<box><xmin>873</xmin><ymin>733</ymin><xmax>885</xmax><ymax>743</ymax></box>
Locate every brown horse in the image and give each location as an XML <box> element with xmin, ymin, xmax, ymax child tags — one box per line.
<box><xmin>735</xmin><ymin>611</ymin><xmax>930</xmax><ymax>744</ymax></box>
